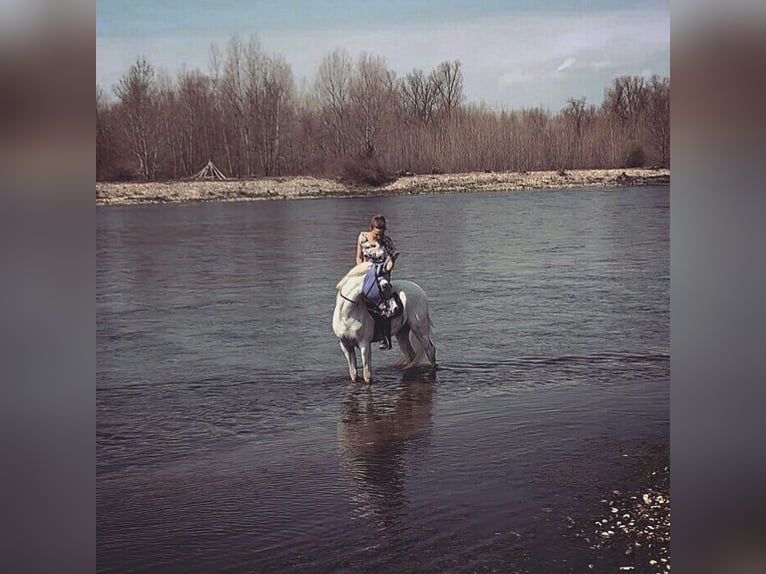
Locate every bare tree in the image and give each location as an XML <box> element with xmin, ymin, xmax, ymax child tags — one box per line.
<box><xmin>603</xmin><ymin>76</ymin><xmax>649</xmax><ymax>133</ymax></box>
<box><xmin>155</xmin><ymin>71</ymin><xmax>181</xmax><ymax>179</ymax></box>
<box><xmin>314</xmin><ymin>49</ymin><xmax>352</xmax><ymax>157</ymax></box>
<box><xmin>646</xmin><ymin>75</ymin><xmax>670</xmax><ymax>166</ymax></box>
<box><xmin>257</xmin><ymin>54</ymin><xmax>294</xmax><ymax>175</ymax></box>
<box><xmin>400</xmin><ymin>68</ymin><xmax>438</xmax><ymax>127</ymax></box>
<box><xmin>176</xmin><ymin>70</ymin><xmax>216</xmax><ymax>175</ymax></box>
<box><xmin>219</xmin><ymin>35</ymin><xmax>264</xmax><ymax>176</ymax></box>
<box><xmin>96</xmin><ymin>86</ymin><xmax>111</xmax><ymax>180</ymax></box>
<box><xmin>603</xmin><ymin>76</ymin><xmax>628</xmax><ymax>124</ymax></box>
<box><xmin>208</xmin><ymin>43</ymin><xmax>234</xmax><ymax>174</ymax></box>
<box><xmin>560</xmin><ymin>97</ymin><xmax>598</xmax><ymax>167</ymax></box>
<box><xmin>432</xmin><ymin>60</ymin><xmax>464</xmax><ymax>123</ymax></box>
<box><xmin>113</xmin><ymin>58</ymin><xmax>160</xmax><ymax>180</ymax></box>
<box><xmin>350</xmin><ymin>53</ymin><xmax>394</xmax><ymax>157</ymax></box>
<box><xmin>563</xmin><ymin>97</ymin><xmax>588</xmax><ymax>138</ymax></box>
<box><xmin>99</xmin><ymin>39</ymin><xmax>669</xmax><ymax>180</ymax></box>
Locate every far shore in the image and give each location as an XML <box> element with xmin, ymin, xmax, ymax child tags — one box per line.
<box><xmin>96</xmin><ymin>167</ymin><xmax>669</xmax><ymax>206</ymax></box>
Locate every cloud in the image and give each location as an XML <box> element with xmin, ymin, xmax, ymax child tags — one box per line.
<box><xmin>556</xmin><ymin>57</ymin><xmax>576</xmax><ymax>73</ymax></box>
<box><xmin>97</xmin><ymin>7</ymin><xmax>669</xmax><ymax>109</ymax></box>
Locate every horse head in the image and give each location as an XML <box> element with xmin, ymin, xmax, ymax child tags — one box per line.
<box><xmin>335</xmin><ymin>261</ymin><xmax>372</xmax><ymax>304</ymax></box>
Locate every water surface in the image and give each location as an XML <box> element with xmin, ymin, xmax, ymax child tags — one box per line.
<box><xmin>97</xmin><ymin>186</ymin><xmax>669</xmax><ymax>572</ymax></box>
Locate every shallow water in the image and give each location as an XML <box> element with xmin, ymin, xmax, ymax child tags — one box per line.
<box><xmin>97</xmin><ymin>186</ymin><xmax>668</xmax><ymax>572</ymax></box>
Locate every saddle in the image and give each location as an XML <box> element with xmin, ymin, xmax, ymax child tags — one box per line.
<box><xmin>361</xmin><ymin>263</ymin><xmax>403</xmax><ymax>343</ymax></box>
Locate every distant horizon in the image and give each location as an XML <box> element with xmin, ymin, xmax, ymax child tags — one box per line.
<box><xmin>96</xmin><ymin>0</ymin><xmax>669</xmax><ymax>112</ymax></box>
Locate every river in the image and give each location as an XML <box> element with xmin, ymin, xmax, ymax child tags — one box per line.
<box><xmin>97</xmin><ymin>186</ymin><xmax>668</xmax><ymax>572</ymax></box>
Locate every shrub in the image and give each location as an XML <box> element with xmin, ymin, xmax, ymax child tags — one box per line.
<box><xmin>624</xmin><ymin>141</ymin><xmax>646</xmax><ymax>168</ymax></box>
<box><xmin>338</xmin><ymin>155</ymin><xmax>393</xmax><ymax>187</ymax></box>
<box><xmin>103</xmin><ymin>161</ymin><xmax>140</xmax><ymax>181</ymax></box>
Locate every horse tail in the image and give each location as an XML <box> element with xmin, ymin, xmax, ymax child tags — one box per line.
<box><xmin>401</xmin><ymin>312</ymin><xmax>434</xmax><ymax>369</ymax></box>
<box><xmin>405</xmin><ymin>332</ymin><xmax>426</xmax><ymax>368</ymax></box>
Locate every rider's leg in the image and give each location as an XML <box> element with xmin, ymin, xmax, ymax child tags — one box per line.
<box><xmin>379</xmin><ymin>315</ymin><xmax>391</xmax><ymax>350</ymax></box>
<box><xmin>385</xmin><ymin>316</ymin><xmax>392</xmax><ymax>349</ymax></box>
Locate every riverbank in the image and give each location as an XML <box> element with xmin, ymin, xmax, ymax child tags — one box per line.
<box><xmin>572</xmin><ymin>443</ymin><xmax>670</xmax><ymax>572</ymax></box>
<box><xmin>96</xmin><ymin>167</ymin><xmax>669</xmax><ymax>206</ymax></box>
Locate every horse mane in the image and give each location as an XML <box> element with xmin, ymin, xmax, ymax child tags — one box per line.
<box><xmin>336</xmin><ymin>261</ymin><xmax>372</xmax><ymax>291</ymax></box>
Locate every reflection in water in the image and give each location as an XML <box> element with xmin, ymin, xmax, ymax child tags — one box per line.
<box><xmin>338</xmin><ymin>371</ymin><xmax>436</xmax><ymax>530</ymax></box>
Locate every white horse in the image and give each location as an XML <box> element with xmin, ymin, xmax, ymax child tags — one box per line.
<box><xmin>333</xmin><ymin>262</ymin><xmax>437</xmax><ymax>384</ymax></box>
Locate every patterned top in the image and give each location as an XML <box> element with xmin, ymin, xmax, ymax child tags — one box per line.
<box><xmin>358</xmin><ymin>231</ymin><xmax>398</xmax><ymax>264</ymax></box>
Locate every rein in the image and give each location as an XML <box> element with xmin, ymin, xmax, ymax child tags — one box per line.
<box><xmin>338</xmin><ymin>289</ymin><xmax>357</xmax><ymax>304</ymax></box>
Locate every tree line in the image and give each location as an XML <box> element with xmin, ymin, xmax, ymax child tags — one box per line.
<box><xmin>97</xmin><ymin>35</ymin><xmax>669</xmax><ymax>183</ymax></box>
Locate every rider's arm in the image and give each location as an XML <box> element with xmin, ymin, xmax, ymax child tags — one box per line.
<box><xmin>384</xmin><ymin>236</ymin><xmax>399</xmax><ymax>271</ymax></box>
<box><xmin>385</xmin><ymin>251</ymin><xmax>399</xmax><ymax>272</ymax></box>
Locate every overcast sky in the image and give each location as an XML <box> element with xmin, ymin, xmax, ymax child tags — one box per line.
<box><xmin>96</xmin><ymin>0</ymin><xmax>669</xmax><ymax>111</ymax></box>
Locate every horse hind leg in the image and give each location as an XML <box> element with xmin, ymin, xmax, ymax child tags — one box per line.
<box><xmin>395</xmin><ymin>324</ymin><xmax>416</xmax><ymax>366</ymax></box>
<box><xmin>339</xmin><ymin>341</ymin><xmax>358</xmax><ymax>382</ymax></box>
<box><xmin>409</xmin><ymin>316</ymin><xmax>437</xmax><ymax>369</ymax></box>
<box><xmin>414</xmin><ymin>333</ymin><xmax>437</xmax><ymax>368</ymax></box>
<box><xmin>422</xmin><ymin>337</ymin><xmax>437</xmax><ymax>368</ymax></box>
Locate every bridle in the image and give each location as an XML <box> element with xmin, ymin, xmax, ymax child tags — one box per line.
<box><xmin>338</xmin><ymin>263</ymin><xmax>375</xmax><ymax>305</ymax></box>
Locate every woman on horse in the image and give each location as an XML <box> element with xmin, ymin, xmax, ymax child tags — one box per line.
<box><xmin>356</xmin><ymin>214</ymin><xmax>398</xmax><ymax>270</ymax></box>
<box><xmin>355</xmin><ymin>214</ymin><xmax>399</xmax><ymax>349</ymax></box>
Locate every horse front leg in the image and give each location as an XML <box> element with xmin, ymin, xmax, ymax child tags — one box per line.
<box><xmin>359</xmin><ymin>342</ymin><xmax>373</xmax><ymax>384</ymax></box>
<box><xmin>339</xmin><ymin>341</ymin><xmax>358</xmax><ymax>382</ymax></box>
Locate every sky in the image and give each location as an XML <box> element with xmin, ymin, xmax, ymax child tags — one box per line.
<box><xmin>96</xmin><ymin>0</ymin><xmax>669</xmax><ymax>111</ymax></box>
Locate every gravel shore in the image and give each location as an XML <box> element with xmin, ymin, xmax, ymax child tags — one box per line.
<box><xmin>96</xmin><ymin>167</ymin><xmax>669</xmax><ymax>206</ymax></box>
<box><xmin>568</xmin><ymin>444</ymin><xmax>670</xmax><ymax>572</ymax></box>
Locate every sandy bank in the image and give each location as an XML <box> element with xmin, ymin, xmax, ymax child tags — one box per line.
<box><xmin>96</xmin><ymin>167</ymin><xmax>669</xmax><ymax>206</ymax></box>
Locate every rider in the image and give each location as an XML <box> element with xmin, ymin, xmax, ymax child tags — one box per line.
<box><xmin>355</xmin><ymin>214</ymin><xmax>400</xmax><ymax>349</ymax></box>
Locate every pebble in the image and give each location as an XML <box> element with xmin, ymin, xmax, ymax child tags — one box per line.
<box><xmin>579</xmin><ymin>456</ymin><xmax>669</xmax><ymax>571</ymax></box>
